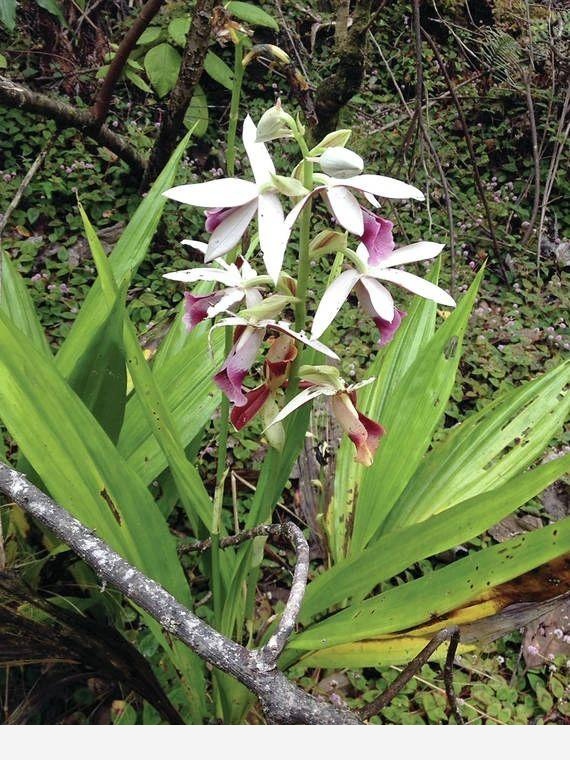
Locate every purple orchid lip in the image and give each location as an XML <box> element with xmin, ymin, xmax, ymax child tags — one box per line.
<box><xmin>373</xmin><ymin>308</ymin><xmax>406</xmax><ymax>347</ymax></box>
<box><xmin>361</xmin><ymin>209</ymin><xmax>394</xmax><ymax>266</ymax></box>
<box><xmin>183</xmin><ymin>291</ymin><xmax>225</xmax><ymax>331</ymax></box>
<box><xmin>204</xmin><ymin>207</ymin><xmax>235</xmax><ymax>233</ymax></box>
<box><xmin>230</xmin><ymin>385</ymin><xmax>271</xmax><ymax>430</ymax></box>
<box><xmin>213</xmin><ymin>325</ymin><xmax>265</xmax><ymax>406</ymax></box>
<box><xmin>331</xmin><ymin>392</ymin><xmax>385</xmax><ymax>467</ymax></box>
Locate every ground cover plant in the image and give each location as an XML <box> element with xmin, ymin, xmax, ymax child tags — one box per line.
<box><xmin>0</xmin><ymin>0</ymin><xmax>568</xmax><ymax>725</ymax></box>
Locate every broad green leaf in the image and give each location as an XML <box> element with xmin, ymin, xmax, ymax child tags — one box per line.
<box><xmin>289</xmin><ymin>517</ymin><xmax>570</xmax><ymax>651</ymax></box>
<box><xmin>56</xmin><ymin>132</ymin><xmax>194</xmax><ymax>381</ymax></box>
<box><xmin>125</xmin><ymin>68</ymin><xmax>153</xmax><ymax>93</ymax></box>
<box><xmin>0</xmin><ymin>249</ymin><xmax>51</xmax><ymax>358</ymax></box>
<box><xmin>80</xmin><ymin>206</ymin><xmax>214</xmax><ymax>534</ymax></box>
<box><xmin>385</xmin><ymin>360</ymin><xmax>570</xmax><ymax>532</ymax></box>
<box><xmin>144</xmin><ymin>43</ymin><xmax>181</xmax><ymax>97</ymax></box>
<box><xmin>168</xmin><ymin>16</ymin><xmax>190</xmax><ymax>47</ymax></box>
<box><xmin>35</xmin><ymin>0</ymin><xmax>65</xmax><ymax>24</ymax></box>
<box><xmin>184</xmin><ymin>84</ymin><xmax>208</xmax><ymax>137</ymax></box>
<box><xmin>137</xmin><ymin>26</ymin><xmax>164</xmax><ymax>46</ymax></box>
<box><xmin>204</xmin><ymin>51</ymin><xmax>234</xmax><ymax>91</ymax></box>
<box><xmin>0</xmin><ymin>0</ymin><xmax>16</xmax><ymax>30</ymax></box>
<box><xmin>226</xmin><ymin>1</ymin><xmax>279</xmax><ymax>30</ymax></box>
<box><xmin>326</xmin><ymin>261</ymin><xmax>440</xmax><ymax>561</ymax></box>
<box><xmin>350</xmin><ymin>267</ymin><xmax>485</xmax><ymax>552</ymax></box>
<box><xmin>300</xmin><ymin>454</ymin><xmax>570</xmax><ymax>623</ymax></box>
<box><xmin>118</xmin><ymin>326</ymin><xmax>222</xmax><ymax>486</ymax></box>
<box><xmin>0</xmin><ymin>312</ymin><xmax>206</xmax><ymax>720</ymax></box>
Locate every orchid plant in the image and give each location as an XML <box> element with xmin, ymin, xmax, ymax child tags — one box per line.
<box><xmin>163</xmin><ymin>103</ymin><xmax>456</xmax><ymax>468</ymax></box>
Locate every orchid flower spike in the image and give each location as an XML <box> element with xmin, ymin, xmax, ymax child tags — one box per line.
<box><xmin>163</xmin><ymin>115</ymin><xmax>289</xmax><ymax>283</ymax></box>
<box><xmin>310</xmin><ymin>239</ymin><xmax>455</xmax><ymax>340</ymax></box>
<box><xmin>163</xmin><ymin>256</ymin><xmax>267</xmax><ymax>330</ymax></box>
<box><xmin>265</xmin><ymin>365</ymin><xmax>384</xmax><ymax>466</ymax></box>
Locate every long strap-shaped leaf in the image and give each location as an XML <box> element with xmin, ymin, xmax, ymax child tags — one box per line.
<box><xmin>350</xmin><ymin>267</ymin><xmax>485</xmax><ymax>553</ymax></box>
<box><xmin>288</xmin><ymin>516</ymin><xmax>570</xmax><ymax>651</ymax></box>
<box><xmin>79</xmin><ymin>206</ymin><xmax>214</xmax><ymax>536</ymax></box>
<box><xmin>299</xmin><ymin>453</ymin><xmax>570</xmax><ymax>623</ymax></box>
<box><xmin>384</xmin><ymin>360</ymin><xmax>570</xmax><ymax>531</ymax></box>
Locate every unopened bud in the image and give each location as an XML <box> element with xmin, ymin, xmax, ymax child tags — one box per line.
<box><xmin>309</xmin><ymin>129</ymin><xmax>352</xmax><ymax>157</ymax></box>
<box><xmin>309</xmin><ymin>229</ymin><xmax>348</xmax><ymax>257</ymax></box>
<box><xmin>255</xmin><ymin>100</ymin><xmax>295</xmax><ymax>143</ymax></box>
<box><xmin>319</xmin><ymin>147</ymin><xmax>363</xmax><ymax>178</ymax></box>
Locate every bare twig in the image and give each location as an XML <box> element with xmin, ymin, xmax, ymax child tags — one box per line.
<box><xmin>0</xmin><ymin>135</ymin><xmax>54</xmax><ymax>238</ymax></box>
<box><xmin>91</xmin><ymin>0</ymin><xmax>166</xmax><ymax>127</ymax></box>
<box><xmin>359</xmin><ymin>626</ymin><xmax>463</xmax><ymax>723</ymax></box>
<box><xmin>521</xmin><ymin>71</ymin><xmax>541</xmax><ymax>245</ymax></box>
<box><xmin>0</xmin><ymin>462</ymin><xmax>359</xmax><ymax>724</ymax></box>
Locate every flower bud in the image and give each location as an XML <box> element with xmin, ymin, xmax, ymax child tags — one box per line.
<box><xmin>240</xmin><ymin>294</ymin><xmax>297</xmax><ymax>321</ymax></box>
<box><xmin>308</xmin><ymin>129</ymin><xmax>352</xmax><ymax>156</ymax></box>
<box><xmin>319</xmin><ymin>147</ymin><xmax>364</xmax><ymax>178</ymax></box>
<box><xmin>255</xmin><ymin>100</ymin><xmax>296</xmax><ymax>143</ymax></box>
<box><xmin>309</xmin><ymin>229</ymin><xmax>348</xmax><ymax>258</ymax></box>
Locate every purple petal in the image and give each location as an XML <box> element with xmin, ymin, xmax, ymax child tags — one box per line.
<box><xmin>373</xmin><ymin>308</ymin><xmax>406</xmax><ymax>347</ymax></box>
<box><xmin>183</xmin><ymin>291</ymin><xmax>226</xmax><ymax>331</ymax></box>
<box><xmin>361</xmin><ymin>210</ymin><xmax>394</xmax><ymax>266</ymax></box>
<box><xmin>205</xmin><ymin>207</ymin><xmax>235</xmax><ymax>233</ymax></box>
<box><xmin>213</xmin><ymin>325</ymin><xmax>265</xmax><ymax>406</ymax></box>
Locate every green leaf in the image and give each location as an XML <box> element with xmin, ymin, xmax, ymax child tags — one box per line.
<box><xmin>385</xmin><ymin>360</ymin><xmax>570</xmax><ymax>532</ymax></box>
<box><xmin>144</xmin><ymin>43</ymin><xmax>181</xmax><ymax>98</ymax></box>
<box><xmin>226</xmin><ymin>1</ymin><xmax>279</xmax><ymax>30</ymax></box>
<box><xmin>0</xmin><ymin>249</ymin><xmax>51</xmax><ymax>358</ymax></box>
<box><xmin>289</xmin><ymin>517</ymin><xmax>570</xmax><ymax>651</ymax></box>
<box><xmin>184</xmin><ymin>84</ymin><xmax>208</xmax><ymax>137</ymax></box>
<box><xmin>35</xmin><ymin>0</ymin><xmax>65</xmax><ymax>24</ymax></box>
<box><xmin>0</xmin><ymin>52</ymin><xmax>7</xmax><ymax>68</ymax></box>
<box><xmin>299</xmin><ymin>454</ymin><xmax>570</xmax><ymax>623</ymax></box>
<box><xmin>350</xmin><ymin>267</ymin><xmax>485</xmax><ymax>552</ymax></box>
<box><xmin>125</xmin><ymin>68</ymin><xmax>153</xmax><ymax>93</ymax></box>
<box><xmin>168</xmin><ymin>16</ymin><xmax>190</xmax><ymax>47</ymax></box>
<box><xmin>137</xmin><ymin>26</ymin><xmax>164</xmax><ymax>46</ymax></box>
<box><xmin>327</xmin><ymin>261</ymin><xmax>440</xmax><ymax>561</ymax></box>
<box><xmin>56</xmin><ymin>133</ymin><xmax>194</xmax><ymax>385</ymax></box>
<box><xmin>0</xmin><ymin>0</ymin><xmax>16</xmax><ymax>30</ymax></box>
<box><xmin>204</xmin><ymin>51</ymin><xmax>234</xmax><ymax>91</ymax></box>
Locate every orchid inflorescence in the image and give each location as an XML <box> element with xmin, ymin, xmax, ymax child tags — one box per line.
<box><xmin>163</xmin><ymin>102</ymin><xmax>456</xmax><ymax>466</ymax></box>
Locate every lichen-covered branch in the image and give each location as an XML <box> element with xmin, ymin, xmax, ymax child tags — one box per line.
<box><xmin>0</xmin><ymin>462</ymin><xmax>359</xmax><ymax>725</ymax></box>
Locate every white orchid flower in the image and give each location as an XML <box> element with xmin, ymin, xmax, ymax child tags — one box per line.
<box><xmin>163</xmin><ymin>115</ymin><xmax>288</xmax><ymax>283</ymax></box>
<box><xmin>284</xmin><ymin>148</ymin><xmax>425</xmax><ymax>238</ymax></box>
<box><xmin>265</xmin><ymin>366</ymin><xmax>383</xmax><ymax>467</ymax></box>
<box><xmin>163</xmin><ymin>258</ymin><xmax>270</xmax><ymax>327</ymax></box>
<box><xmin>310</xmin><ymin>241</ymin><xmax>456</xmax><ymax>340</ymax></box>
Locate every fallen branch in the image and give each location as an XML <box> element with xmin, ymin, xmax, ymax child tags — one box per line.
<box><xmin>0</xmin><ymin>76</ymin><xmax>146</xmax><ymax>176</ymax></box>
<box><xmin>0</xmin><ymin>462</ymin><xmax>359</xmax><ymax>725</ymax></box>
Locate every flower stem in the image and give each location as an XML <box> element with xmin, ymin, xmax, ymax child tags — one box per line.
<box><xmin>225</xmin><ymin>41</ymin><xmax>244</xmax><ymax>178</ymax></box>
<box><xmin>294</xmin><ymin>156</ymin><xmax>313</xmax><ymax>333</ymax></box>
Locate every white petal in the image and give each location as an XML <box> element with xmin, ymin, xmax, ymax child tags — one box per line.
<box><xmin>206</xmin><ymin>289</ymin><xmax>244</xmax><ymax>317</ymax></box>
<box><xmin>240</xmin><ymin>259</ymin><xmax>257</xmax><ymax>281</ymax></box>
<box><xmin>326</xmin><ymin>186</ymin><xmax>364</xmax><ymax>236</ymax></box>
<box><xmin>376</xmin><ymin>268</ymin><xmax>456</xmax><ymax>306</ymax></box>
<box><xmin>377</xmin><ymin>242</ymin><xmax>445</xmax><ymax>270</ymax></box>
<box><xmin>360</xmin><ymin>276</ymin><xmax>395</xmax><ymax>321</ymax></box>
<box><xmin>164</xmin><ymin>178</ymin><xmax>259</xmax><ymax>208</ymax></box>
<box><xmin>364</xmin><ymin>191</ymin><xmax>380</xmax><ymax>208</ymax></box>
<box><xmin>264</xmin><ymin>386</ymin><xmax>331</xmax><ymax>429</ymax></box>
<box><xmin>284</xmin><ymin>191</ymin><xmax>315</xmax><ymax>231</ymax></box>
<box><xmin>271</xmin><ymin>321</ymin><xmax>340</xmax><ymax>359</ymax></box>
<box><xmin>334</xmin><ymin>174</ymin><xmax>425</xmax><ymax>201</ymax></box>
<box><xmin>205</xmin><ymin>200</ymin><xmax>258</xmax><ymax>261</ymax></box>
<box><xmin>243</xmin><ymin>114</ymin><xmax>276</xmax><ymax>185</ymax></box>
<box><xmin>258</xmin><ymin>191</ymin><xmax>288</xmax><ymax>284</ymax></box>
<box><xmin>162</xmin><ymin>267</ymin><xmax>239</xmax><ymax>286</ymax></box>
<box><xmin>181</xmin><ymin>239</ymin><xmax>208</xmax><ymax>253</ymax></box>
<box><xmin>310</xmin><ymin>269</ymin><xmax>361</xmax><ymax>340</ymax></box>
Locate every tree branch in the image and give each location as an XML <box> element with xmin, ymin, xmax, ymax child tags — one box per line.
<box><xmin>0</xmin><ymin>462</ymin><xmax>359</xmax><ymax>725</ymax></box>
<box><xmin>143</xmin><ymin>0</ymin><xmax>216</xmax><ymax>187</ymax></box>
<box><xmin>91</xmin><ymin>0</ymin><xmax>166</xmax><ymax>127</ymax></box>
<box><xmin>0</xmin><ymin>76</ymin><xmax>147</xmax><ymax>176</ymax></box>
